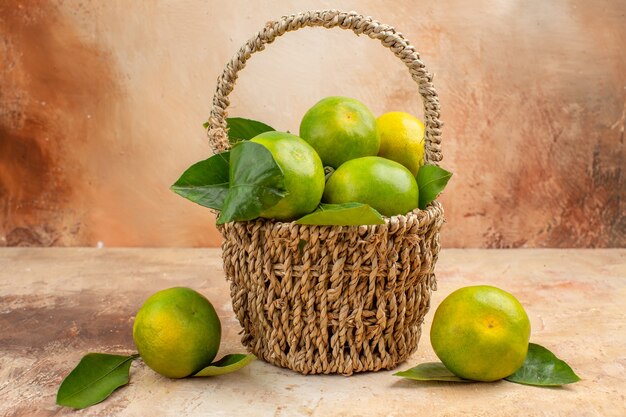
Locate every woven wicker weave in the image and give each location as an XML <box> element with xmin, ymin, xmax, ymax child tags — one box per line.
<box><xmin>208</xmin><ymin>9</ymin><xmax>445</xmax><ymax>375</ymax></box>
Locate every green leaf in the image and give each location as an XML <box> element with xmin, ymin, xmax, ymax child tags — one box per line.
<box><xmin>295</xmin><ymin>203</ymin><xmax>384</xmax><ymax>226</ymax></box>
<box><xmin>297</xmin><ymin>239</ymin><xmax>307</xmax><ymax>256</ymax></box>
<box><xmin>226</xmin><ymin>117</ymin><xmax>275</xmax><ymax>143</ymax></box>
<box><xmin>202</xmin><ymin>121</ymin><xmax>209</xmax><ymax>129</ymax></box>
<box><xmin>393</xmin><ymin>362</ymin><xmax>471</xmax><ymax>382</ymax></box>
<box><xmin>505</xmin><ymin>343</ymin><xmax>580</xmax><ymax>386</ymax></box>
<box><xmin>56</xmin><ymin>353</ymin><xmax>139</xmax><ymax>409</ymax></box>
<box><xmin>170</xmin><ymin>152</ymin><xmax>230</xmax><ymax>210</ymax></box>
<box><xmin>193</xmin><ymin>354</ymin><xmax>256</xmax><ymax>377</ymax></box>
<box><xmin>217</xmin><ymin>141</ymin><xmax>287</xmax><ymax>225</ymax></box>
<box><xmin>416</xmin><ymin>165</ymin><xmax>453</xmax><ymax>209</ymax></box>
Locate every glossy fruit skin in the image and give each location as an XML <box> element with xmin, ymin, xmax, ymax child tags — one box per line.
<box><xmin>430</xmin><ymin>285</ymin><xmax>531</xmax><ymax>382</ymax></box>
<box><xmin>250</xmin><ymin>131</ymin><xmax>325</xmax><ymax>221</ymax></box>
<box><xmin>132</xmin><ymin>287</ymin><xmax>221</xmax><ymax>378</ymax></box>
<box><xmin>323</xmin><ymin>156</ymin><xmax>419</xmax><ymax>217</ymax></box>
<box><xmin>376</xmin><ymin>111</ymin><xmax>425</xmax><ymax>176</ymax></box>
<box><xmin>299</xmin><ymin>96</ymin><xmax>380</xmax><ymax>168</ymax></box>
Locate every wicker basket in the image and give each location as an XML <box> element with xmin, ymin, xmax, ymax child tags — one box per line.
<box><xmin>207</xmin><ymin>10</ymin><xmax>444</xmax><ymax>375</ymax></box>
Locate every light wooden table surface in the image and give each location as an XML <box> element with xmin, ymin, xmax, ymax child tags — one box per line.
<box><xmin>0</xmin><ymin>248</ymin><xmax>624</xmax><ymax>416</ymax></box>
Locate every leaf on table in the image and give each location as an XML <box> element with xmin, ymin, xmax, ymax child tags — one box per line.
<box><xmin>217</xmin><ymin>141</ymin><xmax>287</xmax><ymax>225</ymax></box>
<box><xmin>295</xmin><ymin>203</ymin><xmax>384</xmax><ymax>226</ymax></box>
<box><xmin>56</xmin><ymin>353</ymin><xmax>139</xmax><ymax>409</ymax></box>
<box><xmin>393</xmin><ymin>362</ymin><xmax>470</xmax><ymax>382</ymax></box>
<box><xmin>416</xmin><ymin>164</ymin><xmax>453</xmax><ymax>209</ymax></box>
<box><xmin>226</xmin><ymin>117</ymin><xmax>275</xmax><ymax>143</ymax></box>
<box><xmin>170</xmin><ymin>152</ymin><xmax>230</xmax><ymax>210</ymax></box>
<box><xmin>505</xmin><ymin>343</ymin><xmax>580</xmax><ymax>386</ymax></box>
<box><xmin>193</xmin><ymin>354</ymin><xmax>256</xmax><ymax>377</ymax></box>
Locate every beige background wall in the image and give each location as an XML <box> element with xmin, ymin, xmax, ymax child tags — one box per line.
<box><xmin>1</xmin><ymin>0</ymin><xmax>624</xmax><ymax>248</ymax></box>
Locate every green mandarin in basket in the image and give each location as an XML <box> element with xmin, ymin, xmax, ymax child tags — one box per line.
<box><xmin>250</xmin><ymin>131</ymin><xmax>325</xmax><ymax>221</ymax></box>
<box><xmin>299</xmin><ymin>96</ymin><xmax>380</xmax><ymax>168</ymax></box>
<box><xmin>323</xmin><ymin>156</ymin><xmax>419</xmax><ymax>217</ymax></box>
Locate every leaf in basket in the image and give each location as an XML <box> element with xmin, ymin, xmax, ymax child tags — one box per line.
<box><xmin>295</xmin><ymin>203</ymin><xmax>384</xmax><ymax>226</ymax></box>
<box><xmin>193</xmin><ymin>354</ymin><xmax>256</xmax><ymax>377</ymax></box>
<box><xmin>393</xmin><ymin>362</ymin><xmax>470</xmax><ymax>382</ymax></box>
<box><xmin>505</xmin><ymin>343</ymin><xmax>580</xmax><ymax>386</ymax></box>
<box><xmin>226</xmin><ymin>117</ymin><xmax>275</xmax><ymax>143</ymax></box>
<box><xmin>297</xmin><ymin>239</ymin><xmax>307</xmax><ymax>256</ymax></box>
<box><xmin>416</xmin><ymin>164</ymin><xmax>453</xmax><ymax>209</ymax></box>
<box><xmin>217</xmin><ymin>141</ymin><xmax>287</xmax><ymax>224</ymax></box>
<box><xmin>170</xmin><ymin>152</ymin><xmax>230</xmax><ymax>210</ymax></box>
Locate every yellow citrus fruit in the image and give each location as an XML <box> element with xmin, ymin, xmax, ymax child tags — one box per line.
<box><xmin>323</xmin><ymin>156</ymin><xmax>419</xmax><ymax>217</ymax></box>
<box><xmin>430</xmin><ymin>285</ymin><xmax>531</xmax><ymax>382</ymax></box>
<box><xmin>250</xmin><ymin>131</ymin><xmax>325</xmax><ymax>221</ymax></box>
<box><xmin>376</xmin><ymin>111</ymin><xmax>425</xmax><ymax>176</ymax></box>
<box><xmin>133</xmin><ymin>287</ymin><xmax>221</xmax><ymax>378</ymax></box>
<box><xmin>299</xmin><ymin>96</ymin><xmax>380</xmax><ymax>168</ymax></box>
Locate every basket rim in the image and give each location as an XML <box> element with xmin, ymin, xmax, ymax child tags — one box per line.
<box><xmin>218</xmin><ymin>200</ymin><xmax>443</xmax><ymax>231</ymax></box>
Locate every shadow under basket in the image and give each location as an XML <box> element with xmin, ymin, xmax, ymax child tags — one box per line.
<box><xmin>219</xmin><ymin>203</ymin><xmax>444</xmax><ymax>375</ymax></box>
<box><xmin>208</xmin><ymin>10</ymin><xmax>446</xmax><ymax>375</ymax></box>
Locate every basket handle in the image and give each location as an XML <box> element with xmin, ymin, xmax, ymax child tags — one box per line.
<box><xmin>207</xmin><ymin>9</ymin><xmax>443</xmax><ymax>165</ymax></box>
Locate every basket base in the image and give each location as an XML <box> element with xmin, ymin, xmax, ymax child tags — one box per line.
<box><xmin>243</xmin><ymin>323</ymin><xmax>424</xmax><ymax>376</ymax></box>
